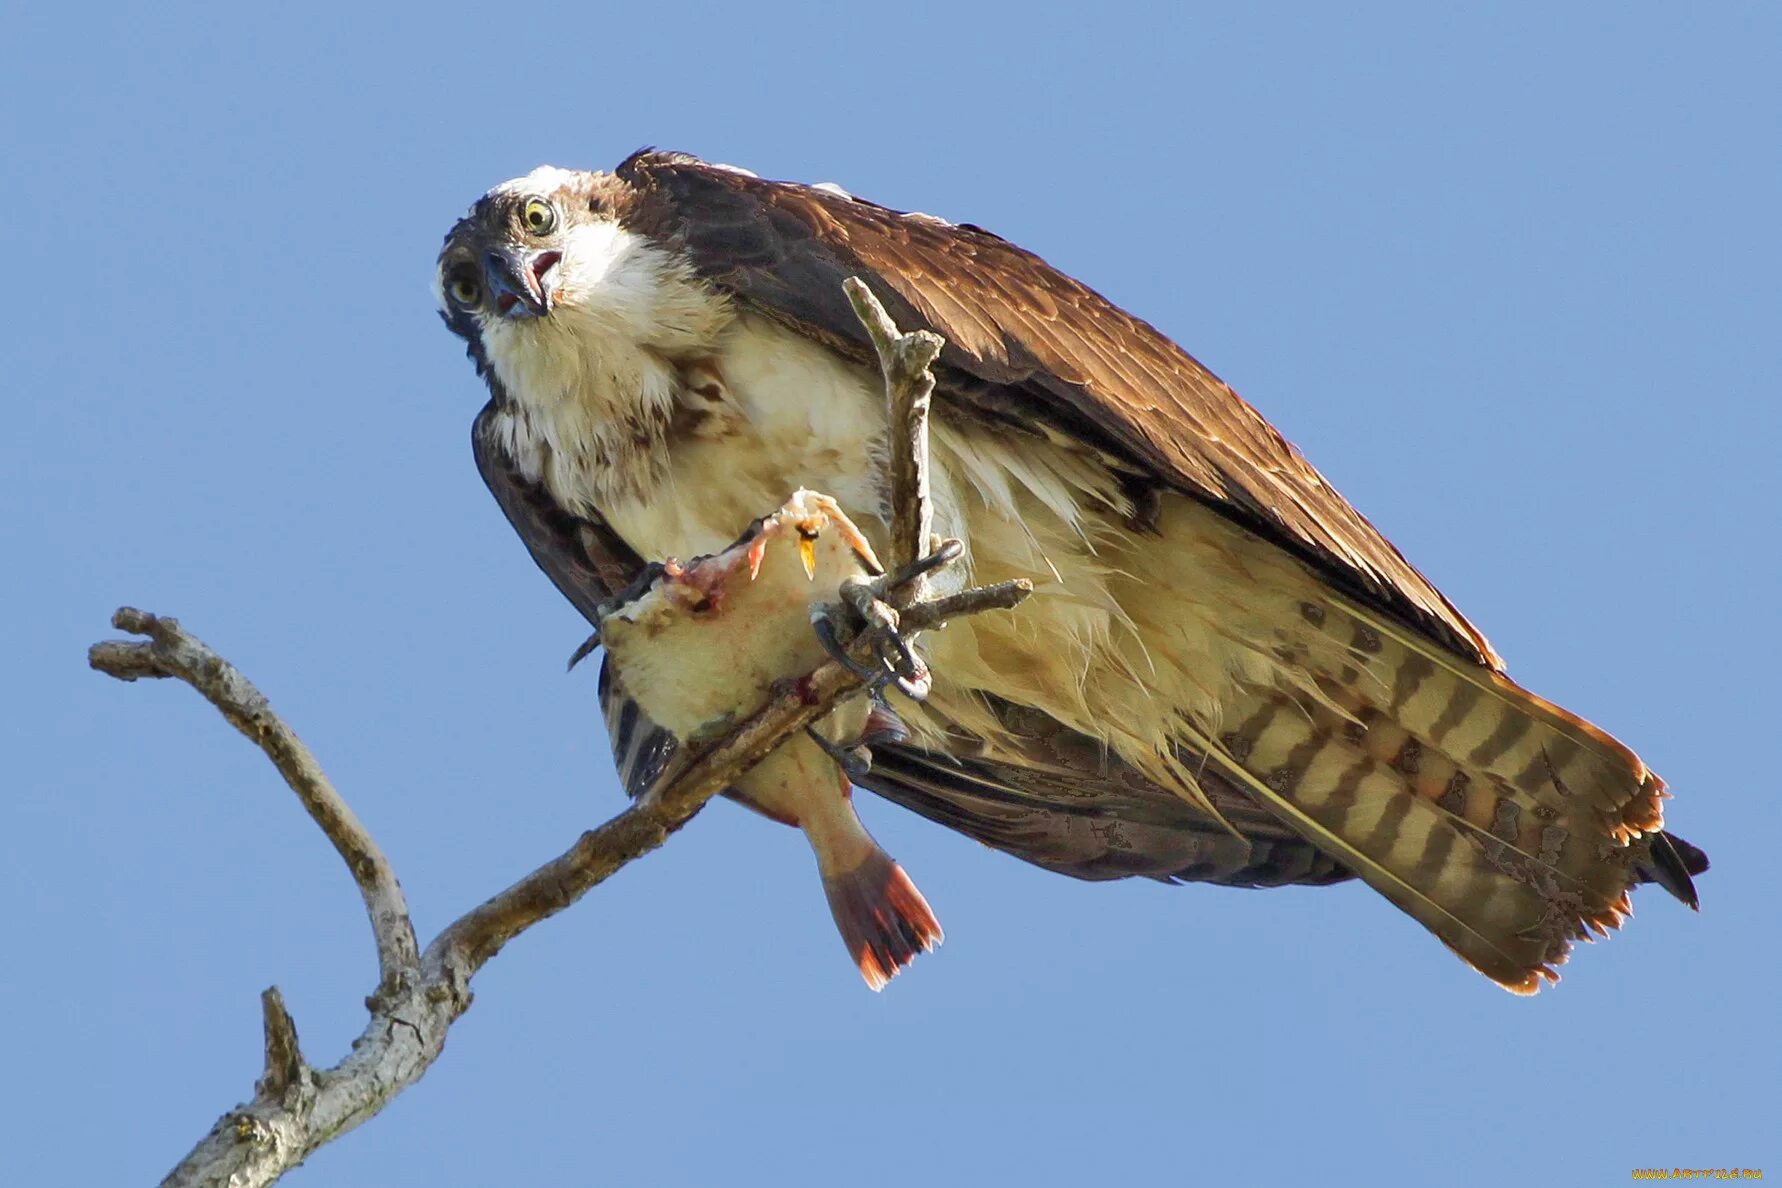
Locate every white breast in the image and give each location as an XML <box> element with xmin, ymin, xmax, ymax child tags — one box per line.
<box><xmin>598</xmin><ymin>314</ymin><xmax>894</xmax><ymax>559</ymax></box>
<box><xmin>478</xmin><ymin>218</ymin><xmax>734</xmax><ymax>514</ymax></box>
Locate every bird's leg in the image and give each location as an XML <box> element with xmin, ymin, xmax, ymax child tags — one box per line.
<box><xmin>566</xmin><ymin>562</ymin><xmax>668</xmax><ymax>671</ymax></box>
<box><xmin>813</xmin><ymin>538</ymin><xmax>965</xmax><ymax>701</ymax></box>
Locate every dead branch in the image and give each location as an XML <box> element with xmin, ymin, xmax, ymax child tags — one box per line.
<box><xmin>92</xmin><ymin>281</ymin><xmax>1028</xmax><ymax>1188</ymax></box>
<box><xmin>845</xmin><ymin>276</ymin><xmax>942</xmax><ymax>606</ymax></box>
<box><xmin>90</xmin><ymin>608</ymin><xmax>418</xmax><ymax>996</ymax></box>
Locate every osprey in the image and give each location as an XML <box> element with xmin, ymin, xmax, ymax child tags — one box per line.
<box><xmin>437</xmin><ymin>149</ymin><xmax>1706</xmax><ymax>993</ymax></box>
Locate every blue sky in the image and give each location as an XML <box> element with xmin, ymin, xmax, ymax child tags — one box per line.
<box><xmin>5</xmin><ymin>3</ymin><xmax>1776</xmax><ymax>1184</ymax></box>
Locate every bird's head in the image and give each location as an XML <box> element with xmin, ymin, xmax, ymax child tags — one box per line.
<box><xmin>435</xmin><ymin>165</ymin><xmax>729</xmax><ymax>386</ymax></box>
<box><xmin>434</xmin><ymin>167</ymin><xmax>612</xmax><ymax>335</ymax></box>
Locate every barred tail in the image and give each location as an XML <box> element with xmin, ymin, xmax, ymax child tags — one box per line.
<box><xmin>1194</xmin><ymin>597</ymin><xmax>1696</xmax><ymax>993</ymax></box>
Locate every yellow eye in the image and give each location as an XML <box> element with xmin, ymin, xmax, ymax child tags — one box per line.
<box><xmin>448</xmin><ymin>274</ymin><xmax>481</xmax><ymax>306</ymax></box>
<box><xmin>521</xmin><ymin>198</ymin><xmax>556</xmax><ymax>235</ymax></box>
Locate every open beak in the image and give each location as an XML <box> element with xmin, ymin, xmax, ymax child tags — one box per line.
<box><xmin>484</xmin><ymin>246</ymin><xmax>561</xmax><ymax>318</ymax></box>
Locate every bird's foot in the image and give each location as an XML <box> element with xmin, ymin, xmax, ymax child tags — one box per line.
<box><xmin>812</xmin><ymin>538</ymin><xmax>965</xmax><ymax>700</ymax></box>
<box><xmin>860</xmin><ymin>692</ymin><xmax>911</xmax><ymax>747</ymax></box>
<box><xmin>805</xmin><ymin>726</ymin><xmax>874</xmax><ymax>780</ymax></box>
<box><xmin>566</xmin><ymin>561</ymin><xmax>669</xmax><ymax>671</ymax></box>
<box><xmin>804</xmin><ymin>691</ymin><xmax>909</xmax><ymax>780</ymax></box>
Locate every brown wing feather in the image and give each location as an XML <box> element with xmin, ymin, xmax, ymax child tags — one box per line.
<box><xmin>474</xmin><ymin>402</ymin><xmax>690</xmax><ymax>803</ymax></box>
<box><xmin>860</xmin><ymin>705</ymin><xmax>1356</xmax><ymax>889</ymax></box>
<box><xmin>620</xmin><ymin>150</ymin><xmax>1500</xmax><ymax>668</ymax></box>
<box><xmin>472</xmin><ymin>402</ymin><xmax>640</xmax><ymax>621</ymax></box>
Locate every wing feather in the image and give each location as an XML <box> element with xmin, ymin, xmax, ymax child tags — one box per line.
<box><xmin>861</xmin><ymin>728</ymin><xmax>1356</xmax><ymax>889</ymax></box>
<box><xmin>471</xmin><ymin>402</ymin><xmax>638</xmax><ymax>622</ymax></box>
<box><xmin>473</xmin><ymin>402</ymin><xmax>691</xmax><ymax>806</ymax></box>
<box><xmin>621</xmin><ymin>150</ymin><xmax>1500</xmax><ymax>668</ymax></box>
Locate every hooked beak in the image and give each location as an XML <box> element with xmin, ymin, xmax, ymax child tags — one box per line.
<box><xmin>484</xmin><ymin>246</ymin><xmax>561</xmax><ymax>318</ymax></box>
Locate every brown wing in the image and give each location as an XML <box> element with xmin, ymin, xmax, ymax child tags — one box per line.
<box><xmin>474</xmin><ymin>401</ymin><xmax>688</xmax><ymax>802</ymax></box>
<box><xmin>472</xmin><ymin>401</ymin><xmax>640</xmax><ymax>623</ymax></box>
<box><xmin>860</xmin><ymin>696</ymin><xmax>1354</xmax><ymax>889</ymax></box>
<box><xmin>620</xmin><ymin>150</ymin><xmax>1500</xmax><ymax>668</ymax></box>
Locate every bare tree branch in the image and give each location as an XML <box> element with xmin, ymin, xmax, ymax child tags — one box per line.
<box><xmin>845</xmin><ymin>276</ymin><xmax>942</xmax><ymax>606</ymax></box>
<box><xmin>255</xmin><ymin>988</ymin><xmax>304</xmax><ymax>1101</ymax></box>
<box><xmin>93</xmin><ymin>282</ymin><xmax>1028</xmax><ymax>1188</ymax></box>
<box><xmin>91</xmin><ymin>607</ymin><xmax>419</xmax><ymax>996</ymax></box>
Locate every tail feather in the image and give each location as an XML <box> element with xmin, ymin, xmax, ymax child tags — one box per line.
<box><xmin>1635</xmin><ymin>832</ymin><xmax>1707</xmax><ymax>910</ymax></box>
<box><xmin>821</xmin><ymin>848</ymin><xmax>943</xmax><ymax>991</ymax></box>
<box><xmin>1192</xmin><ymin>699</ymin><xmax>1593</xmax><ymax>991</ymax></box>
<box><xmin>1329</xmin><ymin>613</ymin><xmax>1666</xmax><ymax>842</ymax></box>
<box><xmin>1192</xmin><ymin>596</ymin><xmax>1693</xmax><ymax>993</ymax></box>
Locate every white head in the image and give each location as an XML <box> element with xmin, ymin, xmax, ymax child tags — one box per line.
<box><xmin>434</xmin><ymin>166</ymin><xmax>730</xmax><ymax>404</ymax></box>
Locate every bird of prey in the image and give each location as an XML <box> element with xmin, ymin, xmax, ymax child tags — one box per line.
<box><xmin>436</xmin><ymin>149</ymin><xmax>1706</xmax><ymax>993</ymax></box>
<box><xmin>598</xmin><ymin>491</ymin><xmax>942</xmax><ymax>988</ymax></box>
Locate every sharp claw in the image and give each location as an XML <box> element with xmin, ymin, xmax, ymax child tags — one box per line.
<box><xmin>860</xmin><ymin>694</ymin><xmax>911</xmax><ymax>747</ymax></box>
<box><xmin>615</xmin><ymin>560</ymin><xmax>668</xmax><ymax>605</ymax></box>
<box><xmin>894</xmin><ymin>670</ymin><xmax>931</xmax><ymax>702</ymax></box>
<box><xmin>573</xmin><ymin>562</ymin><xmax>672</xmax><ymax>671</ymax></box>
<box><xmin>806</xmin><ymin>726</ymin><xmax>874</xmax><ymax>779</ymax></box>
<box><xmin>841</xmin><ymin>745</ymin><xmax>874</xmax><ymax>779</ymax></box>
<box><xmin>890</xmin><ymin>537</ymin><xmax>964</xmax><ymax>589</ymax></box>
<box><xmin>873</xmin><ymin>628</ymin><xmax>923</xmax><ymax>682</ymax></box>
<box><xmin>822</xmin><ymin>542</ymin><xmax>959</xmax><ymax>698</ymax></box>
<box><xmin>812</xmin><ymin>611</ymin><xmax>890</xmax><ymax>684</ymax></box>
<box><xmin>566</xmin><ymin>629</ymin><xmax>601</xmax><ymax>672</ymax></box>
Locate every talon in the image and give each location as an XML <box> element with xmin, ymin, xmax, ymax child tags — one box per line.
<box><xmin>872</xmin><ymin>628</ymin><xmax>924</xmax><ymax>683</ymax></box>
<box><xmin>894</xmin><ymin>669</ymin><xmax>932</xmax><ymax>702</ymax></box>
<box><xmin>889</xmin><ymin>537</ymin><xmax>964</xmax><ymax>592</ymax></box>
<box><xmin>566</xmin><ymin>629</ymin><xmax>601</xmax><ymax>672</ymax></box>
<box><xmin>826</xmin><ymin>542</ymin><xmax>949</xmax><ymax>699</ymax></box>
<box><xmin>806</xmin><ymin>726</ymin><xmax>874</xmax><ymax>779</ymax></box>
<box><xmin>616</xmin><ymin>560</ymin><xmax>669</xmax><ymax>604</ymax></box>
<box><xmin>812</xmin><ymin>610</ymin><xmax>890</xmax><ymax>684</ymax></box>
<box><xmin>839</xmin><ymin>577</ymin><xmax>899</xmax><ymax>633</ymax></box>
<box><xmin>861</xmin><ymin>693</ymin><xmax>911</xmax><ymax>746</ymax></box>
<box><xmin>570</xmin><ymin>562</ymin><xmax>672</xmax><ymax>672</ymax></box>
<box><xmin>839</xmin><ymin>575</ymin><xmax>874</xmax><ymax>612</ymax></box>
